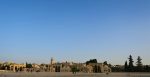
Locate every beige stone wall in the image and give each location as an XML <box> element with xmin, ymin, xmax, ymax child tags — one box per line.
<box><xmin>60</xmin><ymin>66</ymin><xmax>71</xmax><ymax>72</ymax></box>
<box><xmin>10</xmin><ymin>64</ymin><xmax>26</xmax><ymax>72</ymax></box>
<box><xmin>49</xmin><ymin>65</ymin><xmax>55</xmax><ymax>72</ymax></box>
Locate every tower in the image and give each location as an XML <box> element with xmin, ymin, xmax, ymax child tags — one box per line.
<box><xmin>49</xmin><ymin>57</ymin><xmax>56</xmax><ymax>72</ymax></box>
<box><xmin>51</xmin><ymin>57</ymin><xmax>55</xmax><ymax>65</ymax></box>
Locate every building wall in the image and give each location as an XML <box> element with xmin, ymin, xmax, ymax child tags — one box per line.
<box><xmin>10</xmin><ymin>64</ymin><xmax>26</xmax><ymax>72</ymax></box>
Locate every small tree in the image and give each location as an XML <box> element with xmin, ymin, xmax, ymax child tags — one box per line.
<box><xmin>108</xmin><ymin>64</ymin><xmax>112</xmax><ymax>67</ymax></box>
<box><xmin>143</xmin><ymin>65</ymin><xmax>150</xmax><ymax>72</ymax></box>
<box><xmin>71</xmin><ymin>66</ymin><xmax>78</xmax><ymax>74</ymax></box>
<box><xmin>128</xmin><ymin>55</ymin><xmax>134</xmax><ymax>72</ymax></box>
<box><xmin>136</xmin><ymin>56</ymin><xmax>142</xmax><ymax>67</ymax></box>
<box><xmin>86</xmin><ymin>59</ymin><xmax>97</xmax><ymax>65</ymax></box>
<box><xmin>124</xmin><ymin>61</ymin><xmax>128</xmax><ymax>72</ymax></box>
<box><xmin>103</xmin><ymin>61</ymin><xmax>108</xmax><ymax>65</ymax></box>
<box><xmin>26</xmin><ymin>62</ymin><xmax>32</xmax><ymax>68</ymax></box>
<box><xmin>136</xmin><ymin>56</ymin><xmax>143</xmax><ymax>72</ymax></box>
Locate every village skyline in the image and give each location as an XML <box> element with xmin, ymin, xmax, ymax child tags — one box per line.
<box><xmin>0</xmin><ymin>55</ymin><xmax>148</xmax><ymax>66</ymax></box>
<box><xmin>0</xmin><ymin>0</ymin><xmax>150</xmax><ymax>77</ymax></box>
<box><xmin>1</xmin><ymin>0</ymin><xmax>150</xmax><ymax>65</ymax></box>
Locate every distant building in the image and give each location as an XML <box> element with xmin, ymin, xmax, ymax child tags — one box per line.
<box><xmin>49</xmin><ymin>59</ymin><xmax>71</xmax><ymax>72</ymax></box>
<box><xmin>0</xmin><ymin>58</ymin><xmax>111</xmax><ymax>73</ymax></box>
<box><xmin>10</xmin><ymin>63</ymin><xmax>26</xmax><ymax>72</ymax></box>
<box><xmin>87</xmin><ymin>63</ymin><xmax>111</xmax><ymax>73</ymax></box>
<box><xmin>48</xmin><ymin>58</ymin><xmax>111</xmax><ymax>73</ymax></box>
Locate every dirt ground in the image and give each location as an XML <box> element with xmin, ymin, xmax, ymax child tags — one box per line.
<box><xmin>0</xmin><ymin>72</ymin><xmax>150</xmax><ymax>77</ymax></box>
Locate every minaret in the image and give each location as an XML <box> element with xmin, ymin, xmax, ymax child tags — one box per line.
<box><xmin>50</xmin><ymin>57</ymin><xmax>56</xmax><ymax>72</ymax></box>
<box><xmin>51</xmin><ymin>57</ymin><xmax>55</xmax><ymax>65</ymax></box>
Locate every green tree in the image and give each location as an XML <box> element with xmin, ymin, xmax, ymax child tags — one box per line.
<box><xmin>26</xmin><ymin>62</ymin><xmax>32</xmax><ymax>68</ymax></box>
<box><xmin>143</xmin><ymin>65</ymin><xmax>150</xmax><ymax>72</ymax></box>
<box><xmin>71</xmin><ymin>66</ymin><xmax>78</xmax><ymax>74</ymax></box>
<box><xmin>136</xmin><ymin>56</ymin><xmax>143</xmax><ymax>72</ymax></box>
<box><xmin>86</xmin><ymin>59</ymin><xmax>97</xmax><ymax>65</ymax></box>
<box><xmin>103</xmin><ymin>61</ymin><xmax>108</xmax><ymax>65</ymax></box>
<box><xmin>124</xmin><ymin>61</ymin><xmax>128</xmax><ymax>72</ymax></box>
<box><xmin>108</xmin><ymin>64</ymin><xmax>112</xmax><ymax>67</ymax></box>
<box><xmin>128</xmin><ymin>55</ymin><xmax>134</xmax><ymax>72</ymax></box>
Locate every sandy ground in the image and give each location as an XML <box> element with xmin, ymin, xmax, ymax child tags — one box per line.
<box><xmin>0</xmin><ymin>72</ymin><xmax>150</xmax><ymax>77</ymax></box>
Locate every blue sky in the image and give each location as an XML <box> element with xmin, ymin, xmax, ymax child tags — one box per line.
<box><xmin>0</xmin><ymin>0</ymin><xmax>150</xmax><ymax>65</ymax></box>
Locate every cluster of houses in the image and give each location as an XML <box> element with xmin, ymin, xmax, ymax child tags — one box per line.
<box><xmin>0</xmin><ymin>58</ymin><xmax>111</xmax><ymax>73</ymax></box>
